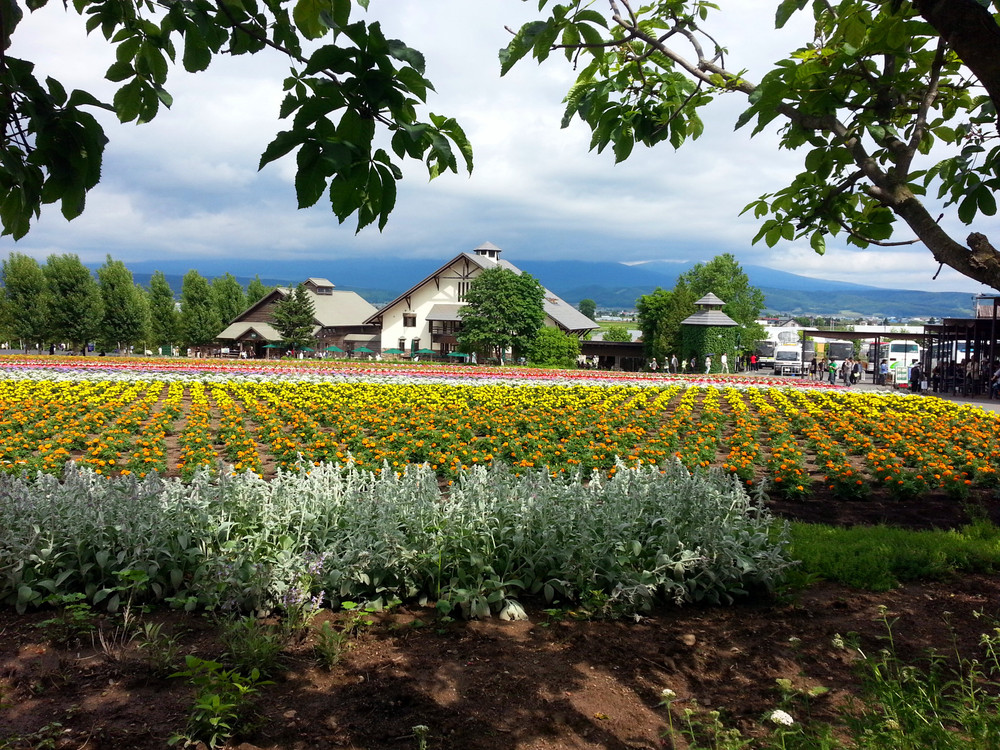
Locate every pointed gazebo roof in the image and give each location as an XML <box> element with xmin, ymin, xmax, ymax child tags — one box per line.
<box><xmin>681</xmin><ymin>293</ymin><xmax>738</xmax><ymax>327</ymax></box>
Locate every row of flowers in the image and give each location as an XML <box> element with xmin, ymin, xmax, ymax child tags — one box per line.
<box><xmin>0</xmin><ymin>355</ymin><xmax>839</xmax><ymax>390</ymax></box>
<box><xmin>0</xmin><ymin>372</ymin><xmax>995</xmax><ymax>497</ymax></box>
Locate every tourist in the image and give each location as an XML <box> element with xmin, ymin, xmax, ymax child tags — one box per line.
<box><xmin>910</xmin><ymin>362</ymin><xmax>923</xmax><ymax>393</ymax></box>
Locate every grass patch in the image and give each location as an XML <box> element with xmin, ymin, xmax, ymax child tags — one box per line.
<box><xmin>787</xmin><ymin>519</ymin><xmax>1000</xmax><ymax>590</ymax></box>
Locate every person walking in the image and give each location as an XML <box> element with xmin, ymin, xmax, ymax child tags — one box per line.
<box><xmin>670</xmin><ymin>354</ymin><xmax>678</xmax><ymax>374</ymax></box>
<box><xmin>720</xmin><ymin>353</ymin><xmax>729</xmax><ymax>373</ymax></box>
<box><xmin>704</xmin><ymin>356</ymin><xmax>712</xmax><ymax>374</ymax></box>
<box><xmin>828</xmin><ymin>358</ymin><xmax>837</xmax><ymax>385</ymax></box>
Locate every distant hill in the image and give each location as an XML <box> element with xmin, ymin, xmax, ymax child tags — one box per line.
<box><xmin>110</xmin><ymin>257</ymin><xmax>981</xmax><ymax>320</ymax></box>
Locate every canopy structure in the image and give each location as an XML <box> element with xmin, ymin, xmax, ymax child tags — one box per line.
<box><xmin>353</xmin><ymin>346</ymin><xmax>374</xmax><ymax>354</ymax></box>
<box><xmin>324</xmin><ymin>345</ymin><xmax>344</xmax><ymax>352</ymax></box>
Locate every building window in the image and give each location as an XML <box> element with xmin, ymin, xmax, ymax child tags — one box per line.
<box><xmin>458</xmin><ymin>281</ymin><xmax>471</xmax><ymax>301</ymax></box>
<box><xmin>398</xmin><ymin>338</ymin><xmax>406</xmax><ymax>351</ymax></box>
<box><xmin>403</xmin><ymin>313</ymin><xmax>416</xmax><ymax>327</ymax></box>
<box><xmin>411</xmin><ymin>338</ymin><xmax>420</xmax><ymax>353</ymax></box>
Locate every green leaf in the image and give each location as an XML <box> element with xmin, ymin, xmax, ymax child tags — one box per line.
<box><xmin>775</xmin><ymin>0</ymin><xmax>808</xmax><ymax>29</ymax></box>
<box><xmin>295</xmin><ymin>141</ymin><xmax>326</xmax><ymax>208</ymax></box>
<box><xmin>67</xmin><ymin>89</ymin><xmax>112</xmax><ymax>110</ymax></box>
<box><xmin>809</xmin><ymin>231</ymin><xmax>826</xmax><ymax>255</ymax></box>
<box><xmin>499</xmin><ymin>21</ymin><xmax>548</xmax><ymax>76</ymax></box>
<box><xmin>113</xmin><ymin>79</ymin><xmax>144</xmax><ymax>123</ymax></box>
<box><xmin>105</xmin><ymin>61</ymin><xmax>135</xmax><ymax>84</ymax></box>
<box><xmin>958</xmin><ymin>192</ymin><xmax>978</xmax><ymax>224</ymax></box>
<box><xmin>294</xmin><ymin>0</ymin><xmax>331</xmax><ymax>40</ymax></box>
<box><xmin>182</xmin><ymin>27</ymin><xmax>213</xmax><ymax>73</ymax></box>
<box><xmin>977</xmin><ymin>186</ymin><xmax>997</xmax><ymax>217</ymax></box>
<box><xmin>45</xmin><ymin>76</ymin><xmax>67</xmax><ymax>105</ymax></box>
<box><xmin>386</xmin><ymin>39</ymin><xmax>425</xmax><ymax>74</ymax></box>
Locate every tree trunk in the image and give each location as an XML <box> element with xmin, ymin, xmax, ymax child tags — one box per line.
<box><xmin>913</xmin><ymin>0</ymin><xmax>1000</xmax><ymax>123</ymax></box>
<box><xmin>893</xmin><ymin>192</ymin><xmax>1000</xmax><ymax>290</ymax></box>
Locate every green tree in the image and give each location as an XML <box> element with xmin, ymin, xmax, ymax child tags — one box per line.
<box><xmin>602</xmin><ymin>324</ymin><xmax>632</xmax><ymax>342</ymax></box>
<box><xmin>501</xmin><ymin>1</ymin><xmax>1000</xmax><ymax>290</ymax></box>
<box><xmin>1</xmin><ymin>252</ymin><xmax>49</xmax><ymax>351</ymax></box>
<box><xmin>43</xmin><ymin>253</ymin><xmax>102</xmax><ymax>353</ymax></box>
<box><xmin>271</xmin><ymin>283</ymin><xmax>317</xmax><ymax>351</ymax></box>
<box><xmin>578</xmin><ymin>298</ymin><xmax>597</xmax><ymax>321</ymax></box>
<box><xmin>458</xmin><ymin>267</ymin><xmax>545</xmax><ymax>364</ymax></box>
<box><xmin>211</xmin><ymin>273</ymin><xmax>247</xmax><ymax>326</ymax></box>
<box><xmin>678</xmin><ymin>255</ymin><xmax>767</xmax><ymax>354</ymax></box>
<box><xmin>636</xmin><ymin>277</ymin><xmax>696</xmax><ymax>362</ymax></box>
<box><xmin>246</xmin><ymin>275</ymin><xmax>274</xmax><ymax>307</ymax></box>
<box><xmin>1</xmin><ymin>1</ymin><xmax>471</xmax><ymax>240</ymax></box>
<box><xmin>528</xmin><ymin>326</ymin><xmax>581</xmax><ymax>367</ymax></box>
<box><xmin>148</xmin><ymin>271</ymin><xmax>180</xmax><ymax>352</ymax></box>
<box><xmin>96</xmin><ymin>255</ymin><xmax>147</xmax><ymax>352</ymax></box>
<box><xmin>179</xmin><ymin>270</ymin><xmax>221</xmax><ymax>349</ymax></box>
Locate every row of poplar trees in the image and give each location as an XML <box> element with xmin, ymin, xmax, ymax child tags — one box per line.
<box><xmin>1</xmin><ymin>252</ymin><xmax>272</xmax><ymax>354</ymax></box>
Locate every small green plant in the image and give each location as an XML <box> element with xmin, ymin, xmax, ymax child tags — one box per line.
<box><xmin>0</xmin><ymin>721</ymin><xmax>65</xmax><ymax>750</ymax></box>
<box><xmin>168</xmin><ymin>655</ymin><xmax>271</xmax><ymax>749</ymax></box>
<box><xmin>842</xmin><ymin>606</ymin><xmax>1000</xmax><ymax>748</ymax></box>
<box><xmin>34</xmin><ymin>593</ymin><xmax>97</xmax><ymax>647</ymax></box>
<box><xmin>136</xmin><ymin>621</ymin><xmax>183</xmax><ymax>676</ymax></box>
<box><xmin>219</xmin><ymin>616</ymin><xmax>284</xmax><ymax>678</ymax></box>
<box><xmin>339</xmin><ymin>601</ymin><xmax>375</xmax><ymax>635</ymax></box>
<box><xmin>313</xmin><ymin>620</ymin><xmax>349</xmax><ymax>670</ymax></box>
<box><xmin>411</xmin><ymin>724</ymin><xmax>430</xmax><ymax>750</ymax></box>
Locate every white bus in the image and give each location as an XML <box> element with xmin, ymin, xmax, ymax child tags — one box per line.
<box><xmin>866</xmin><ymin>340</ymin><xmax>922</xmax><ymax>381</ymax></box>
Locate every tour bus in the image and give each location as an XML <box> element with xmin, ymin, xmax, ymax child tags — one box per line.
<box><xmin>824</xmin><ymin>340</ymin><xmax>854</xmax><ymax>361</ymax></box>
<box><xmin>754</xmin><ymin>340</ymin><xmax>776</xmax><ymax>368</ymax></box>
<box><xmin>865</xmin><ymin>340</ymin><xmax>922</xmax><ymax>381</ymax></box>
<box><xmin>929</xmin><ymin>340</ymin><xmax>969</xmax><ymax>365</ymax></box>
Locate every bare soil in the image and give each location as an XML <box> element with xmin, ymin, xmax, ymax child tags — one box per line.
<box><xmin>3</xmin><ymin>493</ymin><xmax>1000</xmax><ymax>750</ymax></box>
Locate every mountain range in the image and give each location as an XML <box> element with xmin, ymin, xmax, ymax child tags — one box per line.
<box><xmin>117</xmin><ymin>257</ymin><xmax>983</xmax><ymax>320</ymax></box>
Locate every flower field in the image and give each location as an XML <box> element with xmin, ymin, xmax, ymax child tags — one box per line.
<box><xmin>0</xmin><ymin>356</ymin><xmax>997</xmax><ymax>500</ymax></box>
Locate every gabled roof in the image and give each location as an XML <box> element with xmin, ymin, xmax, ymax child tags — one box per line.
<box><xmin>228</xmin><ymin>284</ymin><xmax>376</xmax><ymax>331</ymax></box>
<box><xmin>365</xmin><ymin>244</ymin><xmax>599</xmax><ymax>334</ymax></box>
<box><xmin>310</xmin><ymin>290</ymin><xmax>378</xmax><ymax>326</ymax></box>
<box><xmin>218</xmin><ymin>321</ymin><xmax>281</xmax><ymax>341</ymax></box>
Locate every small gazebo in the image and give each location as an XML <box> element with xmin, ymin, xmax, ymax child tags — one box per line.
<box><xmin>680</xmin><ymin>293</ymin><xmax>738</xmax><ymax>374</ymax></box>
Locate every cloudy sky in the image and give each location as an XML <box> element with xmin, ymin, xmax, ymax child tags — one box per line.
<box><xmin>7</xmin><ymin>1</ymin><xmax>998</xmax><ymax>293</ymax></box>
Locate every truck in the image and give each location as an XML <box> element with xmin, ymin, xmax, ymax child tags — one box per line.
<box><xmin>773</xmin><ymin>343</ymin><xmax>807</xmax><ymax>376</ymax></box>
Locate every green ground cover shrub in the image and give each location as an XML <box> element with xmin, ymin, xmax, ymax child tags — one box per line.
<box><xmin>0</xmin><ymin>460</ymin><xmax>791</xmax><ymax>617</ymax></box>
<box><xmin>787</xmin><ymin>520</ymin><xmax>1000</xmax><ymax>590</ymax></box>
